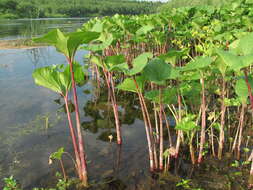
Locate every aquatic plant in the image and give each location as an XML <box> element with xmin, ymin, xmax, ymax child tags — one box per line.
<box><xmin>31</xmin><ymin>0</ymin><xmax>253</xmax><ymax>187</ymax></box>
<box><xmin>33</xmin><ymin>29</ymin><xmax>99</xmax><ymax>186</ymax></box>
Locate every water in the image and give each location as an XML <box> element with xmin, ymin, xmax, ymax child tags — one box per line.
<box><xmin>0</xmin><ymin>18</ymin><xmax>89</xmax><ymax>40</ymax></box>
<box><xmin>0</xmin><ymin>47</ymin><xmax>151</xmax><ymax>189</ymax></box>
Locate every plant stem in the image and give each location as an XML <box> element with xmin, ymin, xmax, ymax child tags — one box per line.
<box><xmin>198</xmin><ymin>77</ymin><xmax>206</xmax><ymax>163</ymax></box>
<box><xmin>68</xmin><ymin>58</ymin><xmax>88</xmax><ymax>186</ymax></box>
<box><xmin>63</xmin><ymin>94</ymin><xmax>81</xmax><ymax>179</ymax></box>
<box><xmin>60</xmin><ymin>159</ymin><xmax>67</xmax><ymax>181</ymax></box>
<box><xmin>218</xmin><ymin>77</ymin><xmax>226</xmax><ymax>159</ymax></box>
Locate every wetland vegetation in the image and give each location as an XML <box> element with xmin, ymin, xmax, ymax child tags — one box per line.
<box><xmin>2</xmin><ymin>0</ymin><xmax>253</xmax><ymax>189</ymax></box>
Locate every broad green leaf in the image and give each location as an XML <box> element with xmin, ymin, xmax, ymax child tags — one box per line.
<box><xmin>235</xmin><ymin>78</ymin><xmax>248</xmax><ymax>104</ymax></box>
<box><xmin>34</xmin><ymin>29</ymin><xmax>99</xmax><ymax>59</ymax></box>
<box><xmin>181</xmin><ymin>56</ymin><xmax>212</xmax><ymax>71</ymax></box>
<box><xmin>230</xmin><ymin>32</ymin><xmax>253</xmax><ymax>55</ymax></box>
<box><xmin>127</xmin><ymin>52</ymin><xmax>153</xmax><ymax>76</ymax></box>
<box><xmin>145</xmin><ymin>88</ymin><xmax>177</xmax><ymax>104</ymax></box>
<box><xmin>33</xmin><ymin>29</ymin><xmax>68</xmax><ymax>56</ymax></box>
<box><xmin>109</xmin><ymin>62</ymin><xmax>129</xmax><ymax>72</ymax></box>
<box><xmin>91</xmin><ymin>21</ymin><xmax>104</xmax><ymax>32</ymax></box>
<box><xmin>216</xmin><ymin>49</ymin><xmax>241</xmax><ymax>71</ymax></box>
<box><xmin>175</xmin><ymin>114</ymin><xmax>199</xmax><ymax>132</ymax></box>
<box><xmin>136</xmin><ymin>25</ymin><xmax>154</xmax><ymax>36</ymax></box>
<box><xmin>65</xmin><ymin>62</ymin><xmax>86</xmax><ymax>85</ymax></box>
<box><xmin>87</xmin><ymin>33</ymin><xmax>113</xmax><ymax>51</ymax></box>
<box><xmin>158</xmin><ymin>49</ymin><xmax>188</xmax><ymax>66</ymax></box>
<box><xmin>32</xmin><ymin>65</ymin><xmax>71</xmax><ymax>95</ymax></box>
<box><xmin>143</xmin><ymin>58</ymin><xmax>172</xmax><ymax>84</ymax></box>
<box><xmin>67</xmin><ymin>31</ymin><xmax>100</xmax><ymax>58</ymax></box>
<box><xmin>105</xmin><ymin>55</ymin><xmax>126</xmax><ymax>69</ymax></box>
<box><xmin>214</xmin><ymin>57</ymin><xmax>228</xmax><ymax>76</ymax></box>
<box><xmin>90</xmin><ymin>55</ymin><xmax>103</xmax><ymax>68</ymax></box>
<box><xmin>116</xmin><ymin>76</ymin><xmax>145</xmax><ymax>93</ymax></box>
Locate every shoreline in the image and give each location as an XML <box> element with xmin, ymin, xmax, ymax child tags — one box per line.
<box><xmin>0</xmin><ymin>39</ymin><xmax>46</xmax><ymax>50</ymax></box>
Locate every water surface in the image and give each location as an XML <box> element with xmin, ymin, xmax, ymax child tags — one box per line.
<box><xmin>0</xmin><ymin>18</ymin><xmax>89</xmax><ymax>40</ymax></box>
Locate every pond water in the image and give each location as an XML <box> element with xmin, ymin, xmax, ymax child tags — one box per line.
<box><xmin>0</xmin><ymin>18</ymin><xmax>89</xmax><ymax>40</ymax></box>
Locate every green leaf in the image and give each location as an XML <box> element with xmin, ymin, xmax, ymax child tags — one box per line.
<box><xmin>230</xmin><ymin>32</ymin><xmax>253</xmax><ymax>55</ymax></box>
<box><xmin>145</xmin><ymin>88</ymin><xmax>177</xmax><ymax>104</ymax></box>
<box><xmin>50</xmin><ymin>147</ymin><xmax>65</xmax><ymax>160</ymax></box>
<box><xmin>67</xmin><ymin>31</ymin><xmax>100</xmax><ymax>58</ymax></box>
<box><xmin>33</xmin><ymin>29</ymin><xmax>99</xmax><ymax>59</ymax></box>
<box><xmin>235</xmin><ymin>78</ymin><xmax>248</xmax><ymax>104</ymax></box>
<box><xmin>136</xmin><ymin>25</ymin><xmax>154</xmax><ymax>36</ymax></box>
<box><xmin>158</xmin><ymin>49</ymin><xmax>188</xmax><ymax>66</ymax></box>
<box><xmin>90</xmin><ymin>55</ymin><xmax>103</xmax><ymax>68</ymax></box>
<box><xmin>32</xmin><ymin>65</ymin><xmax>71</xmax><ymax>95</ymax></box>
<box><xmin>126</xmin><ymin>52</ymin><xmax>153</xmax><ymax>76</ymax></box>
<box><xmin>33</xmin><ymin>29</ymin><xmax>68</xmax><ymax>56</ymax></box>
<box><xmin>216</xmin><ymin>49</ymin><xmax>241</xmax><ymax>71</ymax></box>
<box><xmin>105</xmin><ymin>55</ymin><xmax>126</xmax><ymax>69</ymax></box>
<box><xmin>65</xmin><ymin>62</ymin><xmax>86</xmax><ymax>85</ymax></box>
<box><xmin>143</xmin><ymin>58</ymin><xmax>172</xmax><ymax>84</ymax></box>
<box><xmin>181</xmin><ymin>56</ymin><xmax>212</xmax><ymax>71</ymax></box>
<box><xmin>175</xmin><ymin>114</ymin><xmax>199</xmax><ymax>132</ymax></box>
<box><xmin>117</xmin><ymin>76</ymin><xmax>145</xmax><ymax>93</ymax></box>
<box><xmin>87</xmin><ymin>33</ymin><xmax>113</xmax><ymax>51</ymax></box>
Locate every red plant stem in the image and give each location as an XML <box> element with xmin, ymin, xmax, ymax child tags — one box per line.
<box><xmin>218</xmin><ymin>78</ymin><xmax>226</xmax><ymax>159</ymax></box>
<box><xmin>237</xmin><ymin>103</ymin><xmax>246</xmax><ymax>159</ymax></box>
<box><xmin>109</xmin><ymin>72</ymin><xmax>122</xmax><ymax>145</ymax></box>
<box><xmin>68</xmin><ymin>58</ymin><xmax>88</xmax><ymax>185</ymax></box>
<box><xmin>102</xmin><ymin>68</ymin><xmax>122</xmax><ymax>145</ymax></box>
<box><xmin>133</xmin><ymin>78</ymin><xmax>155</xmax><ymax>171</ymax></box>
<box><xmin>244</xmin><ymin>70</ymin><xmax>253</xmax><ymax>110</ymax></box>
<box><xmin>198</xmin><ymin>77</ymin><xmax>206</xmax><ymax>163</ymax></box>
<box><xmin>159</xmin><ymin>102</ymin><xmax>164</xmax><ymax>171</ymax></box>
<box><xmin>162</xmin><ymin>108</ymin><xmax>172</xmax><ymax>147</ymax></box>
<box><xmin>175</xmin><ymin>94</ymin><xmax>182</xmax><ymax>157</ymax></box>
<box><xmin>154</xmin><ymin>102</ymin><xmax>160</xmax><ymax>142</ymax></box>
<box><xmin>60</xmin><ymin>159</ymin><xmax>67</xmax><ymax>181</ymax></box>
<box><xmin>63</xmin><ymin>94</ymin><xmax>81</xmax><ymax>179</ymax></box>
<box><xmin>232</xmin><ymin>105</ymin><xmax>244</xmax><ymax>153</ymax></box>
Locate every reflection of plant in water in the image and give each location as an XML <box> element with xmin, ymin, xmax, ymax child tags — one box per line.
<box><xmin>81</xmin><ymin>89</ymin><xmax>140</xmax><ymax>141</ymax></box>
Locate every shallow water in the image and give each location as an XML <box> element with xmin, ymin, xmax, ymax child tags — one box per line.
<box><xmin>0</xmin><ymin>18</ymin><xmax>89</xmax><ymax>40</ymax></box>
<box><xmin>0</xmin><ymin>47</ymin><xmax>153</xmax><ymax>189</ymax></box>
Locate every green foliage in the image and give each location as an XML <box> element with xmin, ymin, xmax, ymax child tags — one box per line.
<box><xmin>32</xmin><ymin>65</ymin><xmax>71</xmax><ymax>95</ymax></box>
<box><xmin>175</xmin><ymin>114</ymin><xmax>200</xmax><ymax>132</ymax></box>
<box><xmin>117</xmin><ymin>76</ymin><xmax>145</xmax><ymax>93</ymax></box>
<box><xmin>3</xmin><ymin>176</ymin><xmax>22</xmax><ymax>190</ymax></box>
<box><xmin>0</xmin><ymin>0</ymin><xmax>162</xmax><ymax>19</ymax></box>
<box><xmin>33</xmin><ymin>29</ymin><xmax>99</xmax><ymax>59</ymax></box>
<box><xmin>143</xmin><ymin>58</ymin><xmax>172</xmax><ymax>85</ymax></box>
<box><xmin>50</xmin><ymin>147</ymin><xmax>65</xmax><ymax>161</ymax></box>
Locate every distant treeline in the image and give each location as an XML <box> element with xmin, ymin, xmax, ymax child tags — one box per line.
<box><xmin>0</xmin><ymin>0</ymin><xmax>162</xmax><ymax>19</ymax></box>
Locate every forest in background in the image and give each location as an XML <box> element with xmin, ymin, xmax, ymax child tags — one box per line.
<box><xmin>0</xmin><ymin>0</ymin><xmax>162</xmax><ymax>19</ymax></box>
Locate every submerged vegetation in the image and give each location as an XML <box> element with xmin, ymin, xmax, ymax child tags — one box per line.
<box><xmin>4</xmin><ymin>0</ymin><xmax>253</xmax><ymax>189</ymax></box>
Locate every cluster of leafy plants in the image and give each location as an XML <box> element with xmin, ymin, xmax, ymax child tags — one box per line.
<box><xmin>30</xmin><ymin>0</ymin><xmax>253</xmax><ymax>188</ymax></box>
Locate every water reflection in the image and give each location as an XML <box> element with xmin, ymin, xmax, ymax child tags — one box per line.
<box><xmin>0</xmin><ymin>18</ymin><xmax>89</xmax><ymax>40</ymax></box>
